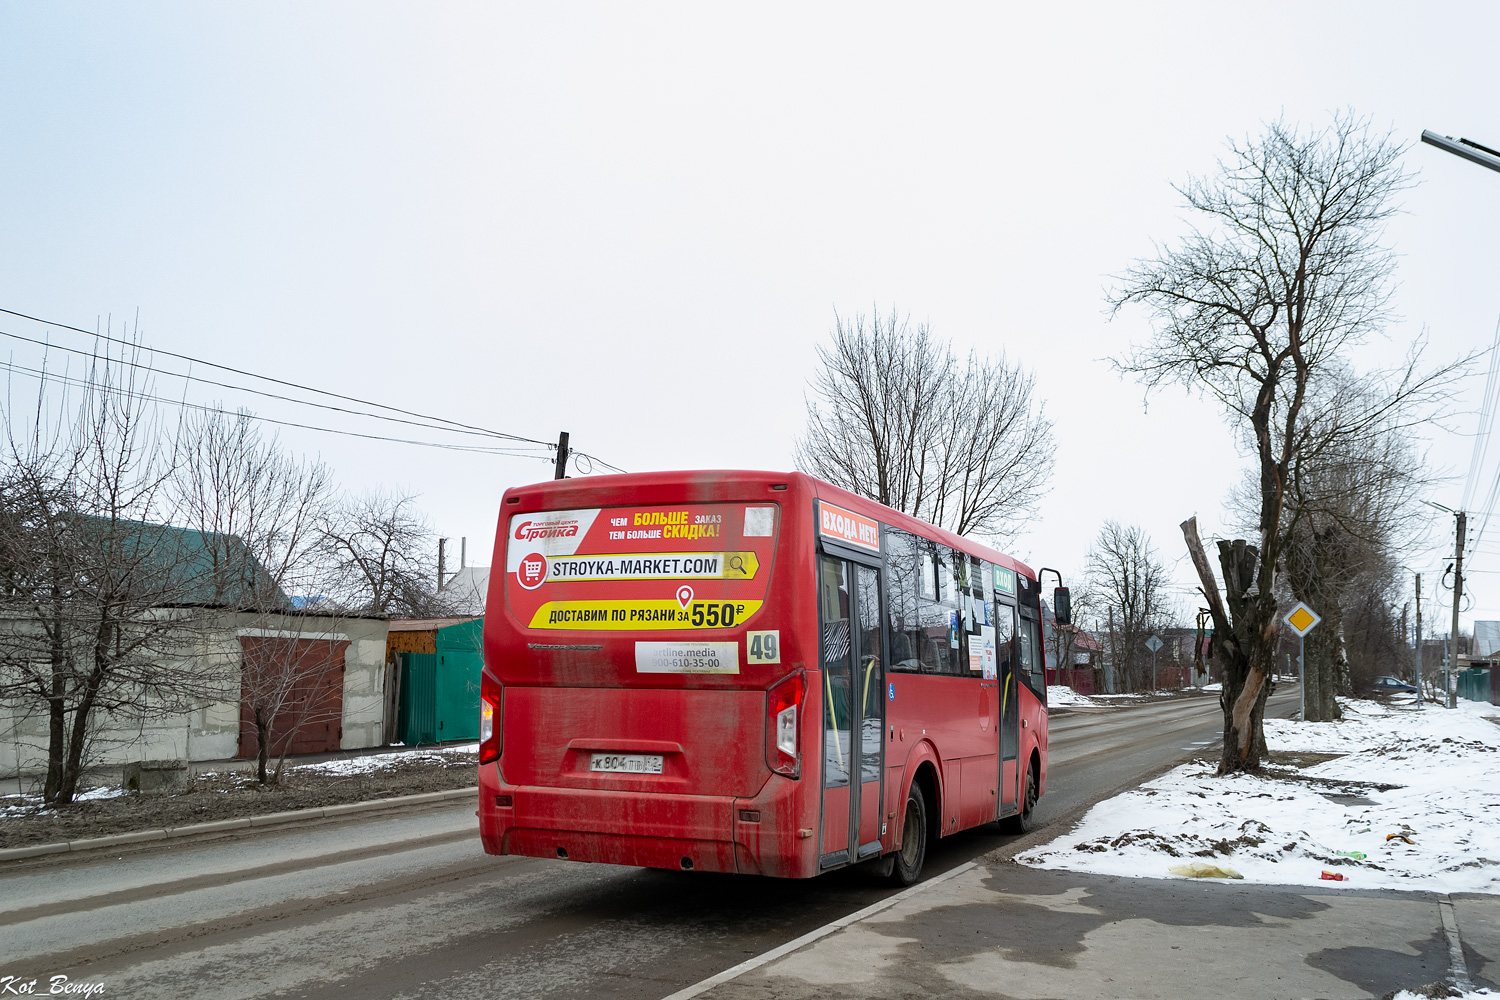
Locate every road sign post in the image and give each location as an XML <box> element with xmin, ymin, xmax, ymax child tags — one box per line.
<box><xmin>1284</xmin><ymin>603</ymin><xmax>1322</xmax><ymax>721</ymax></box>
<box><xmin>1146</xmin><ymin>635</ymin><xmax>1163</xmax><ymax>691</ymax></box>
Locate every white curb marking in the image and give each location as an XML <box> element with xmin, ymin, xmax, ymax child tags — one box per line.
<box><xmin>1438</xmin><ymin>895</ymin><xmax>1474</xmax><ymax>993</ymax></box>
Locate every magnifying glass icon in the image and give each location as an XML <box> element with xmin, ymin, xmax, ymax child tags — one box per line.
<box><xmin>728</xmin><ymin>555</ymin><xmax>747</xmax><ymax>576</ymax></box>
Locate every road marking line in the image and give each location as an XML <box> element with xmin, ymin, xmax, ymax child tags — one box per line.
<box><xmin>659</xmin><ymin>861</ymin><xmax>978</xmax><ymax>1000</ymax></box>
<box><xmin>1438</xmin><ymin>895</ymin><xmax>1474</xmax><ymax>992</ymax></box>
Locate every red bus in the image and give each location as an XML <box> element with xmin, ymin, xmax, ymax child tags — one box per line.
<box><xmin>478</xmin><ymin>470</ymin><xmax>1049</xmax><ymax>882</ymax></box>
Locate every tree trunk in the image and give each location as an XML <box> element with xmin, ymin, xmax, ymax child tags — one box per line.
<box><xmin>57</xmin><ymin>668</ymin><xmax>102</xmax><ymax>805</ymax></box>
<box><xmin>1303</xmin><ymin>624</ymin><xmax>1328</xmax><ymax>721</ymax></box>
<box><xmin>1322</xmin><ymin>608</ymin><xmax>1345</xmax><ymax>720</ymax></box>
<box><xmin>44</xmin><ymin>681</ymin><xmax>65</xmax><ymax>803</ymax></box>
<box><xmin>1179</xmin><ymin>519</ymin><xmax>1267</xmax><ymax>775</ymax></box>
<box><xmin>255</xmin><ymin>705</ymin><xmax>270</xmax><ymax>785</ymax></box>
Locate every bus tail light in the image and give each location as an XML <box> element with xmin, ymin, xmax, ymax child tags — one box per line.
<box><xmin>767</xmin><ymin>670</ymin><xmax>806</xmax><ymax>778</ymax></box>
<box><xmin>479</xmin><ymin>672</ymin><xmax>503</xmax><ymax>764</ymax></box>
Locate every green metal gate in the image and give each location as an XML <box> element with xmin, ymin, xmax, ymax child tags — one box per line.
<box><xmin>1458</xmin><ymin>667</ymin><xmax>1491</xmax><ymax>704</ymax></box>
<box><xmin>393</xmin><ymin>619</ymin><xmax>483</xmax><ymax>745</ymax></box>
<box><xmin>398</xmin><ymin>652</ymin><xmax>438</xmax><ymax>745</ymax></box>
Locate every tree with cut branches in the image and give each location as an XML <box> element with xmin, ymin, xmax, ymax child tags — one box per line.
<box><xmin>1111</xmin><ymin>112</ymin><xmax>1454</xmax><ymax>773</ymax></box>
<box><xmin>796</xmin><ymin>308</ymin><xmax>1054</xmax><ymax>542</ymax></box>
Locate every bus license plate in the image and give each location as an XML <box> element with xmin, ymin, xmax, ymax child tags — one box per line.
<box><xmin>590</xmin><ymin>753</ymin><xmax>664</xmax><ymax>774</ymax></box>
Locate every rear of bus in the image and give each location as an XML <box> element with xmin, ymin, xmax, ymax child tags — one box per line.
<box><xmin>477</xmin><ymin>471</ymin><xmax>824</xmax><ymax>878</ymax></box>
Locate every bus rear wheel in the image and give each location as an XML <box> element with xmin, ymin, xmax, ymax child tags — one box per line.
<box><xmin>890</xmin><ymin>783</ymin><xmax>928</xmax><ymax>886</ymax></box>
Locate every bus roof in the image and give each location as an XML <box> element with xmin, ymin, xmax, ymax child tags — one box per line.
<box><xmin>499</xmin><ymin>469</ymin><xmax>1037</xmax><ymax>581</ymax></box>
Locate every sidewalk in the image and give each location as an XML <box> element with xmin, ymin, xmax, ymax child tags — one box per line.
<box><xmin>676</xmin><ymin>862</ymin><xmax>1497</xmax><ymax>1000</ymax></box>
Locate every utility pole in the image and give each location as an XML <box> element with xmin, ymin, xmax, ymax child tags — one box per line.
<box><xmin>1414</xmin><ymin>572</ymin><xmax>1423</xmax><ymax>709</ymax></box>
<box><xmin>1449</xmin><ymin>511</ymin><xmax>1466</xmax><ymax>709</ymax></box>
<box><xmin>437</xmin><ymin>537</ymin><xmax>447</xmax><ymax>592</ymax></box>
<box><xmin>554</xmin><ymin>431</ymin><xmax>570</xmax><ymax>480</ymax></box>
<box><xmin>1108</xmin><ymin>605</ymin><xmax>1117</xmax><ymax>693</ymax></box>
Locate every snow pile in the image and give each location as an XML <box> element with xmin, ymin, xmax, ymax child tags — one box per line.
<box><xmin>290</xmin><ymin>743</ymin><xmax>479</xmax><ymax>777</ymax></box>
<box><xmin>1046</xmin><ymin>685</ymin><xmax>1099</xmax><ymax>707</ymax></box>
<box><xmin>1018</xmin><ymin>698</ymin><xmax>1500</xmax><ymax>893</ymax></box>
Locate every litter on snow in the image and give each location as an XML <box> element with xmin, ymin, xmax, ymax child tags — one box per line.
<box><xmin>1018</xmin><ymin>697</ymin><xmax>1500</xmax><ymax>894</ymax></box>
<box><xmin>1167</xmin><ymin>861</ymin><xmax>1242</xmax><ymax>879</ymax></box>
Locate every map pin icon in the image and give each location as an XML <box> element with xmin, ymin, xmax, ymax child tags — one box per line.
<box><xmin>676</xmin><ymin>585</ymin><xmax>694</xmax><ymax>609</ymax></box>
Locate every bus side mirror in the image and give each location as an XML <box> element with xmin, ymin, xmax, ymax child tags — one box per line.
<box><xmin>1054</xmin><ymin>587</ymin><xmax>1071</xmax><ymax>625</ymax></box>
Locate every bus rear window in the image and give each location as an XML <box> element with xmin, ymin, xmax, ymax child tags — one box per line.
<box><xmin>504</xmin><ymin>503</ymin><xmax>780</xmax><ymax>632</ymax></box>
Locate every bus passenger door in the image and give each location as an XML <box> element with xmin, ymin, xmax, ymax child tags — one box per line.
<box><xmin>819</xmin><ymin>556</ymin><xmax>885</xmax><ymax>868</ymax></box>
<box><xmin>995</xmin><ymin>602</ymin><xmax>1020</xmax><ymax>813</ymax></box>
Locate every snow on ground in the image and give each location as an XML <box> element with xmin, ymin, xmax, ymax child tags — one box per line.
<box><xmin>1018</xmin><ymin>697</ymin><xmax>1500</xmax><ymax>894</ymax></box>
<box><xmin>1046</xmin><ymin>685</ymin><xmax>1100</xmax><ymax>707</ymax></box>
<box><xmin>290</xmin><ymin>743</ymin><xmax>478</xmax><ymax>777</ymax></box>
<box><xmin>0</xmin><ymin>783</ymin><xmax>127</xmax><ymax>816</ymax></box>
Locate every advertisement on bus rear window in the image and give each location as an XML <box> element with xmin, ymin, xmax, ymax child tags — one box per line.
<box><xmin>505</xmin><ymin>504</ymin><xmax>779</xmax><ymax>631</ymax></box>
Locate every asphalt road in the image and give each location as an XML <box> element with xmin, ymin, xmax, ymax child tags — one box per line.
<box><xmin>0</xmin><ymin>687</ymin><xmax>1300</xmax><ymax>1000</ymax></box>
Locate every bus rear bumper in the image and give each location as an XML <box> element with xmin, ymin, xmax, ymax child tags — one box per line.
<box><xmin>479</xmin><ymin>770</ymin><xmax>816</xmax><ymax>877</ymax></box>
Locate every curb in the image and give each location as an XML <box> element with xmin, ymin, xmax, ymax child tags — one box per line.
<box><xmin>0</xmin><ymin>787</ymin><xmax>475</xmax><ymax>863</ymax></box>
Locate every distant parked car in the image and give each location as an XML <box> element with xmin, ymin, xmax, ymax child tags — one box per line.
<box><xmin>1372</xmin><ymin>675</ymin><xmax>1419</xmax><ymax>694</ymax></box>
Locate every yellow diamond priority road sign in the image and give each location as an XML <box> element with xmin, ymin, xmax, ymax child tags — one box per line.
<box><xmin>1284</xmin><ymin>602</ymin><xmax>1321</xmax><ymax>636</ymax></box>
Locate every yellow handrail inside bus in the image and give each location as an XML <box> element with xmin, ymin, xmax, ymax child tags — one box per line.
<box><xmin>861</xmin><ymin>655</ymin><xmax>876</xmax><ymax>723</ymax></box>
<box><xmin>826</xmin><ymin>667</ymin><xmax>844</xmax><ymax>772</ymax></box>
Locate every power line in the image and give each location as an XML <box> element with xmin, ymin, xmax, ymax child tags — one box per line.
<box><xmin>0</xmin><ymin>325</ymin><xmax>531</xmax><ymax>444</ymax></box>
<box><xmin>0</xmin><ymin>360</ymin><xmax>556</xmax><ymax>459</ymax></box>
<box><xmin>0</xmin><ymin>304</ymin><xmax>628</xmax><ymax>475</ymax></box>
<box><xmin>0</xmin><ymin>305</ymin><xmax>549</xmax><ymax>446</ymax></box>
<box><xmin>1465</xmin><ymin>315</ymin><xmax>1500</xmax><ymax>559</ymax></box>
<box><xmin>1462</xmin><ymin>316</ymin><xmax>1500</xmax><ymax>512</ymax></box>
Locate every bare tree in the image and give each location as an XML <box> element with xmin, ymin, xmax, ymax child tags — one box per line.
<box><xmin>796</xmin><ymin>308</ymin><xmax>1054</xmax><ymax>541</ymax></box>
<box><xmin>1283</xmin><ymin>384</ymin><xmax>1431</xmax><ymax>720</ymax></box>
<box><xmin>1047</xmin><ymin>578</ymin><xmax>1100</xmax><ymax>690</ymax></box>
<box><xmin>1221</xmin><ymin>365</ymin><xmax>1444</xmax><ymax>721</ymax></box>
<box><xmin>173</xmin><ymin>410</ymin><xmax>335</xmax><ymax>610</ymax></box>
<box><xmin>1087</xmin><ymin>522</ymin><xmax>1174</xmax><ymax>691</ymax></box>
<box><xmin>0</xmin><ymin>346</ymin><xmax>224</xmax><ymax>803</ymax></box>
<box><xmin>173</xmin><ymin>410</ymin><xmax>341</xmax><ymax>783</ymax></box>
<box><xmin>320</xmin><ymin>490</ymin><xmax>448</xmax><ymax>617</ymax></box>
<box><xmin>1111</xmin><ymin>112</ymin><xmax>1445</xmax><ymax>772</ymax></box>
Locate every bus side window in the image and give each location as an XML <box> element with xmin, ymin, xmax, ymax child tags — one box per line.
<box><xmin>1017</xmin><ymin>618</ymin><xmax>1033</xmax><ymax>683</ymax></box>
<box><xmin>1030</xmin><ymin>618</ymin><xmax>1047</xmax><ymax>695</ymax></box>
<box><xmin>916</xmin><ymin>539</ymin><xmax>952</xmax><ymax>674</ymax></box>
<box><xmin>883</xmin><ymin>530</ymin><xmax>923</xmax><ymax>674</ymax></box>
<box><xmin>963</xmin><ymin>554</ymin><xmax>983</xmax><ymax>638</ymax></box>
<box><xmin>1017</xmin><ymin>616</ymin><xmax>1046</xmax><ymax>701</ymax></box>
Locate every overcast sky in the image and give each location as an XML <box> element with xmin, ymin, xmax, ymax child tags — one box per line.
<box><xmin>2</xmin><ymin>3</ymin><xmax>1498</xmax><ymax>634</ymax></box>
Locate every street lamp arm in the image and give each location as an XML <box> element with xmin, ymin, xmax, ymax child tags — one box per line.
<box><xmin>1422</xmin><ymin>130</ymin><xmax>1500</xmax><ymax>175</ymax></box>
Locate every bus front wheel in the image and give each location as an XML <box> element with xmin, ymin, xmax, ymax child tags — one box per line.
<box><xmin>890</xmin><ymin>783</ymin><xmax>928</xmax><ymax>885</ymax></box>
<box><xmin>1003</xmin><ymin>765</ymin><xmax>1038</xmax><ymax>834</ymax></box>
